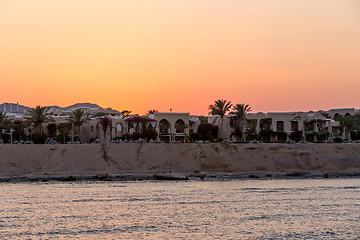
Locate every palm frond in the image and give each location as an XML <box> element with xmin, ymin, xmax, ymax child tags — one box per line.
<box><xmin>208</xmin><ymin>99</ymin><xmax>232</xmax><ymax>118</ymax></box>
<box><xmin>67</xmin><ymin>109</ymin><xmax>89</xmax><ymax>126</ymax></box>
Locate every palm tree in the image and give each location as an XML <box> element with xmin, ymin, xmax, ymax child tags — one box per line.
<box><xmin>56</xmin><ymin>123</ymin><xmax>70</xmax><ymax>144</ymax></box>
<box><xmin>336</xmin><ymin>114</ymin><xmax>355</xmax><ymax>140</ymax></box>
<box><xmin>208</xmin><ymin>99</ymin><xmax>232</xmax><ymax>139</ymax></box>
<box><xmin>146</xmin><ymin>109</ymin><xmax>158</xmax><ymax>114</ymax></box>
<box><xmin>0</xmin><ymin>111</ymin><xmax>9</xmax><ymax>128</ymax></box>
<box><xmin>67</xmin><ymin>109</ymin><xmax>89</xmax><ymax>142</ymax></box>
<box><xmin>24</xmin><ymin>106</ymin><xmax>54</xmax><ymax>143</ymax></box>
<box><xmin>230</xmin><ymin>104</ymin><xmax>252</xmax><ymax>142</ymax></box>
<box><xmin>121</xmin><ymin>110</ymin><xmax>132</xmax><ymax>117</ymax></box>
<box><xmin>0</xmin><ymin>111</ymin><xmax>10</xmax><ymax>139</ymax></box>
<box><xmin>99</xmin><ymin>116</ymin><xmax>111</xmax><ymax>142</ymax></box>
<box><xmin>12</xmin><ymin>120</ymin><xmax>26</xmax><ymax>142</ymax></box>
<box><xmin>198</xmin><ymin>116</ymin><xmax>208</xmax><ymax>123</ymax></box>
<box><xmin>208</xmin><ymin>99</ymin><xmax>232</xmax><ymax>118</ymax></box>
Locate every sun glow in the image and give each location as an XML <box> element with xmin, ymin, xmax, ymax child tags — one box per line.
<box><xmin>1</xmin><ymin>0</ymin><xmax>360</xmax><ymax>115</ymax></box>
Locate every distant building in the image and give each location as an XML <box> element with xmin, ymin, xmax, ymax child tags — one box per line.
<box><xmin>1</xmin><ymin>102</ymin><xmax>359</xmax><ymax>143</ymax></box>
<box><xmin>209</xmin><ymin>108</ymin><xmax>360</xmax><ymax>142</ymax></box>
<box><xmin>152</xmin><ymin>112</ymin><xmax>190</xmax><ymax>142</ymax></box>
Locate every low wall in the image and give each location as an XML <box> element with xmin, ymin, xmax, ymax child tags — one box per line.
<box><xmin>1</xmin><ymin>143</ymin><xmax>360</xmax><ymax>177</ymax></box>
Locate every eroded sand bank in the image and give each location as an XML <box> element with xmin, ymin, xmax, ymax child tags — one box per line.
<box><xmin>1</xmin><ymin>143</ymin><xmax>360</xmax><ymax>180</ymax></box>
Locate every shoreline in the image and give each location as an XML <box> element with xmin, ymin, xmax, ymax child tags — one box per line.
<box><xmin>1</xmin><ymin>143</ymin><xmax>360</xmax><ymax>182</ymax></box>
<box><xmin>1</xmin><ymin>171</ymin><xmax>360</xmax><ymax>183</ymax></box>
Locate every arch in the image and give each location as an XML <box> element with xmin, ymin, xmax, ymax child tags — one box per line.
<box><xmin>334</xmin><ymin>113</ymin><xmax>340</xmax><ymax>120</ymax></box>
<box><xmin>128</xmin><ymin>122</ymin><xmax>140</xmax><ymax>133</ymax></box>
<box><xmin>159</xmin><ymin>119</ymin><xmax>170</xmax><ymax>134</ymax></box>
<box><xmin>175</xmin><ymin>119</ymin><xmax>185</xmax><ymax>133</ymax></box>
<box><xmin>345</xmin><ymin>113</ymin><xmax>351</xmax><ymax>117</ymax></box>
<box><xmin>189</xmin><ymin>121</ymin><xmax>196</xmax><ymax>132</ymax></box>
<box><xmin>115</xmin><ymin>123</ymin><xmax>123</xmax><ymax>137</ymax></box>
<box><xmin>147</xmin><ymin>121</ymin><xmax>156</xmax><ymax>130</ymax></box>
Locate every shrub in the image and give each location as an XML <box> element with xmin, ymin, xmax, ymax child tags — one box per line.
<box><xmin>306</xmin><ymin>133</ymin><xmax>315</xmax><ymax>142</ymax></box>
<box><xmin>276</xmin><ymin>131</ymin><xmax>287</xmax><ymax>142</ymax></box>
<box><xmin>122</xmin><ymin>133</ymin><xmax>131</xmax><ymax>141</ymax></box>
<box><xmin>289</xmin><ymin>131</ymin><xmax>303</xmax><ymax>142</ymax></box>
<box><xmin>143</xmin><ymin>129</ymin><xmax>158</xmax><ymax>141</ymax></box>
<box><xmin>259</xmin><ymin>130</ymin><xmax>274</xmax><ymax>142</ymax></box>
<box><xmin>189</xmin><ymin>132</ymin><xmax>202</xmax><ymax>142</ymax></box>
<box><xmin>350</xmin><ymin>131</ymin><xmax>360</xmax><ymax>140</ymax></box>
<box><xmin>131</xmin><ymin>132</ymin><xmax>142</xmax><ymax>140</ymax></box>
<box><xmin>197</xmin><ymin>123</ymin><xmax>218</xmax><ymax>141</ymax></box>
<box><xmin>246</xmin><ymin>133</ymin><xmax>259</xmax><ymax>141</ymax></box>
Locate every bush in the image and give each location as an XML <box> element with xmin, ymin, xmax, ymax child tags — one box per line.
<box><xmin>289</xmin><ymin>131</ymin><xmax>303</xmax><ymax>142</ymax></box>
<box><xmin>55</xmin><ymin>134</ymin><xmax>70</xmax><ymax>144</ymax></box>
<box><xmin>143</xmin><ymin>129</ymin><xmax>158</xmax><ymax>141</ymax></box>
<box><xmin>306</xmin><ymin>133</ymin><xmax>315</xmax><ymax>142</ymax></box>
<box><xmin>259</xmin><ymin>130</ymin><xmax>274</xmax><ymax>142</ymax></box>
<box><xmin>189</xmin><ymin>132</ymin><xmax>202</xmax><ymax>142</ymax></box>
<box><xmin>315</xmin><ymin>131</ymin><xmax>330</xmax><ymax>142</ymax></box>
<box><xmin>276</xmin><ymin>131</ymin><xmax>287</xmax><ymax>142</ymax></box>
<box><xmin>131</xmin><ymin>132</ymin><xmax>142</xmax><ymax>141</ymax></box>
<box><xmin>351</xmin><ymin>131</ymin><xmax>360</xmax><ymax>140</ymax></box>
<box><xmin>246</xmin><ymin>133</ymin><xmax>259</xmax><ymax>141</ymax></box>
<box><xmin>197</xmin><ymin>123</ymin><xmax>218</xmax><ymax>141</ymax></box>
<box><xmin>122</xmin><ymin>133</ymin><xmax>131</xmax><ymax>141</ymax></box>
<box><xmin>1</xmin><ymin>133</ymin><xmax>10</xmax><ymax>143</ymax></box>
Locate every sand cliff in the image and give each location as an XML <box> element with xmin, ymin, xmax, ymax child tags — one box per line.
<box><xmin>1</xmin><ymin>143</ymin><xmax>360</xmax><ymax>178</ymax></box>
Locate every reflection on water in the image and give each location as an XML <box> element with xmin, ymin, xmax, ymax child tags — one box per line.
<box><xmin>1</xmin><ymin>179</ymin><xmax>359</xmax><ymax>239</ymax></box>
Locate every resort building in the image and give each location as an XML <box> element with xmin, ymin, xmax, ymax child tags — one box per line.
<box><xmin>151</xmin><ymin>112</ymin><xmax>190</xmax><ymax>142</ymax></box>
<box><xmin>1</xmin><ymin>102</ymin><xmax>359</xmax><ymax>143</ymax></box>
<box><xmin>209</xmin><ymin>108</ymin><xmax>359</xmax><ymax>142</ymax></box>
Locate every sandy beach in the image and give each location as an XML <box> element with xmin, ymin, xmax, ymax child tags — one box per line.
<box><xmin>0</xmin><ymin>143</ymin><xmax>359</xmax><ymax>181</ymax></box>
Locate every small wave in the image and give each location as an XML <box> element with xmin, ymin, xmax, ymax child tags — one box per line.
<box><xmin>127</xmin><ymin>197</ymin><xmax>146</xmax><ymax>202</ymax></box>
<box><xmin>343</xmin><ymin>186</ymin><xmax>360</xmax><ymax>190</ymax></box>
<box><xmin>72</xmin><ymin>198</ymin><xmax>121</xmax><ymax>203</ymax></box>
<box><xmin>72</xmin><ymin>198</ymin><xmax>96</xmax><ymax>202</ymax></box>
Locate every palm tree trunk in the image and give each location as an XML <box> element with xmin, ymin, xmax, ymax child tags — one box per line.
<box><xmin>77</xmin><ymin>125</ymin><xmax>82</xmax><ymax>142</ymax></box>
<box><xmin>71</xmin><ymin>124</ymin><xmax>74</xmax><ymax>142</ymax></box>
<box><xmin>241</xmin><ymin>120</ymin><xmax>246</xmax><ymax>142</ymax></box>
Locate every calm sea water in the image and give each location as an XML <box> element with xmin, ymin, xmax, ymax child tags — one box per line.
<box><xmin>1</xmin><ymin>179</ymin><xmax>359</xmax><ymax>239</ymax></box>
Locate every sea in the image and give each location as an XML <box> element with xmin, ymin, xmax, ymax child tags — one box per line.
<box><xmin>1</xmin><ymin>179</ymin><xmax>359</xmax><ymax>239</ymax></box>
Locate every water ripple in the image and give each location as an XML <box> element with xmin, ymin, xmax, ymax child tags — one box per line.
<box><xmin>1</xmin><ymin>179</ymin><xmax>359</xmax><ymax>239</ymax></box>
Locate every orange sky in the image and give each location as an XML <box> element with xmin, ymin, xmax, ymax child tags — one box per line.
<box><xmin>1</xmin><ymin>0</ymin><xmax>359</xmax><ymax>115</ymax></box>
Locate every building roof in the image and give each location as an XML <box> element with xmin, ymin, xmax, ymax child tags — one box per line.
<box><xmin>329</xmin><ymin>108</ymin><xmax>355</xmax><ymax>111</ymax></box>
<box><xmin>155</xmin><ymin>112</ymin><xmax>190</xmax><ymax>115</ymax></box>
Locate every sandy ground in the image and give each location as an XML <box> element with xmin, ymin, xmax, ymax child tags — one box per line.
<box><xmin>0</xmin><ymin>143</ymin><xmax>360</xmax><ymax>178</ymax></box>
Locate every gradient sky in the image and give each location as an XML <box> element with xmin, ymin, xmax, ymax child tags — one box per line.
<box><xmin>1</xmin><ymin>0</ymin><xmax>359</xmax><ymax>115</ymax></box>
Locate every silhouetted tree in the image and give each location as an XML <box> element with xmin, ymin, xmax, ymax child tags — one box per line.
<box><xmin>230</xmin><ymin>103</ymin><xmax>251</xmax><ymax>142</ymax></box>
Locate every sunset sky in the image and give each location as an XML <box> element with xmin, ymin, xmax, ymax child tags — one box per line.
<box><xmin>1</xmin><ymin>0</ymin><xmax>359</xmax><ymax>115</ymax></box>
